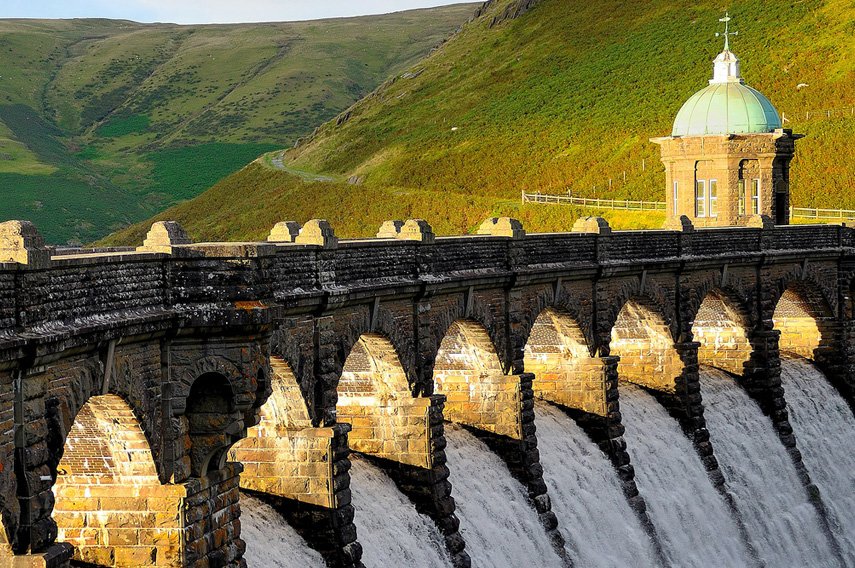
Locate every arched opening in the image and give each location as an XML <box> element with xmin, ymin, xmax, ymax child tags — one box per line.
<box><xmin>691</xmin><ymin>290</ymin><xmax>752</xmax><ymax>375</ymax></box>
<box><xmin>186</xmin><ymin>372</ymin><xmax>241</xmax><ymax>477</ymax></box>
<box><xmin>339</xmin><ymin>334</ymin><xmax>432</xmax><ymax>466</ymax></box>
<box><xmin>433</xmin><ymin>320</ymin><xmax>521</xmax><ymax>439</ymax></box>
<box><xmin>52</xmin><ymin>395</ymin><xmax>184</xmax><ymax>567</ymax></box>
<box><xmin>611</xmin><ymin>300</ymin><xmax>683</xmax><ymax>393</ymax></box>
<box><xmin>773</xmin><ymin>283</ymin><xmax>834</xmax><ymax>360</ymax></box>
<box><xmin>524</xmin><ymin>308</ymin><xmax>607</xmax><ymax>416</ymax></box>
<box><xmin>231</xmin><ymin>357</ymin><xmax>349</xmax><ymax>563</ymax></box>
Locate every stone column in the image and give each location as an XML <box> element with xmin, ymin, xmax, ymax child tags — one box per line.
<box><xmin>380</xmin><ymin>396</ymin><xmax>469</xmax><ymax>568</ymax></box>
<box><xmin>812</xmin><ymin>319</ymin><xmax>855</xmax><ymax>413</ymax></box>
<box><xmin>742</xmin><ymin>327</ymin><xmax>845</xmax><ymax>562</ymax></box>
<box><xmin>467</xmin><ymin>373</ymin><xmax>569</xmax><ymax>564</ymax></box>
<box><xmin>557</xmin><ymin>356</ymin><xmax>666</xmax><ymax>563</ymax></box>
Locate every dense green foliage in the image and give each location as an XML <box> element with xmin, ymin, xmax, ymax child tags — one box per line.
<box><xmin>113</xmin><ymin>0</ymin><xmax>853</xmax><ymax>244</ymax></box>
<box><xmin>0</xmin><ymin>6</ymin><xmax>475</xmax><ymax>243</ymax></box>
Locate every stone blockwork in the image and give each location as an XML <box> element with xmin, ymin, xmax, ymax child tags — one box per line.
<box><xmin>52</xmin><ymin>395</ymin><xmax>185</xmax><ymax>567</ymax></box>
<box><xmin>230</xmin><ymin>357</ymin><xmax>361</xmax><ymax>567</ymax></box>
<box><xmin>2</xmin><ymin>217</ymin><xmax>855</xmax><ymax>566</ymax></box>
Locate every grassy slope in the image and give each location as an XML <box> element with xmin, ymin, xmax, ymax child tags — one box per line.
<box><xmin>0</xmin><ymin>5</ymin><xmax>476</xmax><ymax>244</ymax></box>
<box><xmin>106</xmin><ymin>0</ymin><xmax>853</xmax><ymax>245</ymax></box>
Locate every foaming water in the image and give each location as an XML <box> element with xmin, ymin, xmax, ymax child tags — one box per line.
<box><xmin>349</xmin><ymin>455</ymin><xmax>452</xmax><ymax>568</ymax></box>
<box><xmin>780</xmin><ymin>358</ymin><xmax>855</xmax><ymax>564</ymax></box>
<box><xmin>444</xmin><ymin>424</ymin><xmax>565</xmax><ymax>568</ymax></box>
<box><xmin>699</xmin><ymin>366</ymin><xmax>838</xmax><ymax>567</ymax></box>
<box><xmin>619</xmin><ymin>383</ymin><xmax>752</xmax><ymax>567</ymax></box>
<box><xmin>534</xmin><ymin>401</ymin><xmax>660</xmax><ymax>568</ymax></box>
<box><xmin>240</xmin><ymin>492</ymin><xmax>326</xmax><ymax>568</ymax></box>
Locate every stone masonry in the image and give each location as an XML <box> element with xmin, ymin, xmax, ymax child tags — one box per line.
<box><xmin>1</xmin><ymin>216</ymin><xmax>854</xmax><ymax>567</ymax></box>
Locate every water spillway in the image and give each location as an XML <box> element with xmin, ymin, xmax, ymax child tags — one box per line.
<box><xmin>534</xmin><ymin>401</ymin><xmax>661</xmax><ymax>568</ymax></box>
<box><xmin>779</xmin><ymin>358</ymin><xmax>855</xmax><ymax>565</ymax></box>
<box><xmin>619</xmin><ymin>383</ymin><xmax>753</xmax><ymax>567</ymax></box>
<box><xmin>699</xmin><ymin>366</ymin><xmax>839</xmax><ymax>567</ymax></box>
<box><xmin>349</xmin><ymin>455</ymin><xmax>452</xmax><ymax>567</ymax></box>
<box><xmin>240</xmin><ymin>493</ymin><xmax>326</xmax><ymax>568</ymax></box>
<box><xmin>444</xmin><ymin>424</ymin><xmax>566</xmax><ymax>568</ymax></box>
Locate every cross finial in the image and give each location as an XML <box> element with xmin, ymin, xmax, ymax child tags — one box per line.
<box><xmin>716</xmin><ymin>11</ymin><xmax>738</xmax><ymax>51</ymax></box>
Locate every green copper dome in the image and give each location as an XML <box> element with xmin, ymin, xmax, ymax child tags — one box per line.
<box><xmin>672</xmin><ymin>82</ymin><xmax>781</xmax><ymax>136</ymax></box>
<box><xmin>671</xmin><ymin>49</ymin><xmax>781</xmax><ymax>137</ymax></box>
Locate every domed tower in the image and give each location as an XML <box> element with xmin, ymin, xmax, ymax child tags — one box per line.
<box><xmin>651</xmin><ymin>14</ymin><xmax>803</xmax><ymax>227</ymax></box>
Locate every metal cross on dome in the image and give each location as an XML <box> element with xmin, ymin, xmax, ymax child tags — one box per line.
<box><xmin>716</xmin><ymin>12</ymin><xmax>738</xmax><ymax>51</ymax></box>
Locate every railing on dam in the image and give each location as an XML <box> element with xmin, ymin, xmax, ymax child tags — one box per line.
<box><xmin>0</xmin><ymin>216</ymin><xmax>852</xmax><ymax>340</ymax></box>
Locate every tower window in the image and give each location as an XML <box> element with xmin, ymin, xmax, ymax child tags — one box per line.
<box><xmin>673</xmin><ymin>181</ymin><xmax>679</xmax><ymax>215</ymax></box>
<box><xmin>751</xmin><ymin>179</ymin><xmax>761</xmax><ymax>215</ymax></box>
<box><xmin>695</xmin><ymin>180</ymin><xmax>707</xmax><ymax>218</ymax></box>
<box><xmin>738</xmin><ymin>179</ymin><xmax>746</xmax><ymax>215</ymax></box>
<box><xmin>708</xmin><ymin>180</ymin><xmax>718</xmax><ymax>218</ymax></box>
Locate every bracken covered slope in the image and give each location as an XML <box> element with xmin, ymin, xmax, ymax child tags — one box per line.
<box><xmin>103</xmin><ymin>0</ymin><xmax>854</xmax><ymax>245</ymax></box>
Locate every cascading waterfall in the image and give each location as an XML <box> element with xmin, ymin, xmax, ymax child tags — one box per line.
<box><xmin>240</xmin><ymin>493</ymin><xmax>326</xmax><ymax>568</ymax></box>
<box><xmin>779</xmin><ymin>357</ymin><xmax>855</xmax><ymax>565</ymax></box>
<box><xmin>619</xmin><ymin>383</ymin><xmax>753</xmax><ymax>567</ymax></box>
<box><xmin>349</xmin><ymin>455</ymin><xmax>452</xmax><ymax>568</ymax></box>
<box><xmin>534</xmin><ymin>401</ymin><xmax>661</xmax><ymax>568</ymax></box>
<box><xmin>699</xmin><ymin>366</ymin><xmax>838</xmax><ymax>567</ymax></box>
<box><xmin>444</xmin><ymin>424</ymin><xmax>565</xmax><ymax>568</ymax></box>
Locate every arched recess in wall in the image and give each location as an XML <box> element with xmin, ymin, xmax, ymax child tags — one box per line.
<box><xmin>610</xmin><ymin>300</ymin><xmax>683</xmax><ymax>393</ymax></box>
<box><xmin>52</xmin><ymin>394</ymin><xmax>185</xmax><ymax>568</ymax></box>
<box><xmin>433</xmin><ymin>320</ymin><xmax>521</xmax><ymax>438</ymax></box>
<box><xmin>523</xmin><ymin>308</ymin><xmax>607</xmax><ymax>416</ymax></box>
<box><xmin>691</xmin><ymin>289</ymin><xmax>753</xmax><ymax>375</ymax></box>
<box><xmin>338</xmin><ymin>334</ymin><xmax>433</xmax><ymax>467</ymax></box>
<box><xmin>773</xmin><ymin>282</ymin><xmax>835</xmax><ymax>360</ymax></box>
<box><xmin>185</xmin><ymin>372</ymin><xmax>243</xmax><ymax>477</ymax></box>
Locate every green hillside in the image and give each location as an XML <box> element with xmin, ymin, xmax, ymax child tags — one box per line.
<box><xmin>0</xmin><ymin>5</ymin><xmax>476</xmax><ymax>244</ymax></box>
<box><xmin>105</xmin><ymin>0</ymin><xmax>853</xmax><ymax>245</ymax></box>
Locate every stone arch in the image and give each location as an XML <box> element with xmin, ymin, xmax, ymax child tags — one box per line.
<box><xmin>52</xmin><ymin>394</ymin><xmax>185</xmax><ymax>567</ymax></box>
<box><xmin>610</xmin><ymin>298</ymin><xmax>684</xmax><ymax>393</ymax></box>
<box><xmin>185</xmin><ymin>372</ymin><xmax>244</xmax><ymax>477</ymax></box>
<box><xmin>691</xmin><ymin>289</ymin><xmax>753</xmax><ymax>375</ymax></box>
<box><xmin>523</xmin><ymin>308</ymin><xmax>609</xmax><ymax>415</ymax></box>
<box><xmin>433</xmin><ymin>320</ymin><xmax>521</xmax><ymax>438</ymax></box>
<box><xmin>773</xmin><ymin>282</ymin><xmax>836</xmax><ymax>360</ymax></box>
<box><xmin>338</xmin><ymin>334</ymin><xmax>433</xmax><ymax>467</ymax></box>
<box><xmin>599</xmin><ymin>278</ymin><xmax>677</xmax><ymax>352</ymax></box>
<box><xmin>514</xmin><ymin>284</ymin><xmax>597</xmax><ymax>360</ymax></box>
<box><xmin>425</xmin><ymin>295</ymin><xmax>510</xmax><ymax>381</ymax></box>
<box><xmin>231</xmin><ymin>357</ymin><xmax>345</xmax><ymax>507</ymax></box>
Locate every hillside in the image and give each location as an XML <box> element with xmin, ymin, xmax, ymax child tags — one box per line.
<box><xmin>104</xmin><ymin>0</ymin><xmax>854</xmax><ymax>246</ymax></box>
<box><xmin>0</xmin><ymin>5</ymin><xmax>476</xmax><ymax>244</ymax></box>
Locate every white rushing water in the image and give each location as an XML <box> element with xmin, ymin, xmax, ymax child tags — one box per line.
<box><xmin>699</xmin><ymin>366</ymin><xmax>838</xmax><ymax>567</ymax></box>
<box><xmin>240</xmin><ymin>493</ymin><xmax>326</xmax><ymax>568</ymax></box>
<box><xmin>444</xmin><ymin>424</ymin><xmax>565</xmax><ymax>568</ymax></box>
<box><xmin>780</xmin><ymin>358</ymin><xmax>855</xmax><ymax>565</ymax></box>
<box><xmin>619</xmin><ymin>383</ymin><xmax>753</xmax><ymax>567</ymax></box>
<box><xmin>534</xmin><ymin>401</ymin><xmax>661</xmax><ymax>568</ymax></box>
<box><xmin>349</xmin><ymin>455</ymin><xmax>452</xmax><ymax>568</ymax></box>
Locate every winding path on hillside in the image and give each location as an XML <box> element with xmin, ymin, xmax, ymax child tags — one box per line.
<box><xmin>266</xmin><ymin>150</ymin><xmax>338</xmax><ymax>182</ymax></box>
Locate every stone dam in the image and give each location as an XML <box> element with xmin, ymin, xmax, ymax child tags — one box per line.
<box><xmin>0</xmin><ymin>215</ymin><xmax>853</xmax><ymax>567</ymax></box>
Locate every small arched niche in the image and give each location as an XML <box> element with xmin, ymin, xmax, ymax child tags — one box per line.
<box><xmin>692</xmin><ymin>289</ymin><xmax>752</xmax><ymax>375</ymax></box>
<box><xmin>524</xmin><ymin>308</ymin><xmax>607</xmax><ymax>415</ymax></box>
<box><xmin>52</xmin><ymin>394</ymin><xmax>185</xmax><ymax>567</ymax></box>
<box><xmin>186</xmin><ymin>372</ymin><xmax>241</xmax><ymax>477</ymax></box>
<box><xmin>611</xmin><ymin>300</ymin><xmax>683</xmax><ymax>393</ymax></box>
